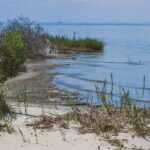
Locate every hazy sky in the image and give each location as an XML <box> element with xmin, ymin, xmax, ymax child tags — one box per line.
<box><xmin>0</xmin><ymin>0</ymin><xmax>150</xmax><ymax>22</ymax></box>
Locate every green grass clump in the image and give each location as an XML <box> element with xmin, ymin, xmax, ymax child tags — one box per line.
<box><xmin>48</xmin><ymin>35</ymin><xmax>104</xmax><ymax>52</ymax></box>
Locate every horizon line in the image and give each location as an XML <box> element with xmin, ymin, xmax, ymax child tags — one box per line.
<box><xmin>1</xmin><ymin>21</ymin><xmax>150</xmax><ymax>25</ymax></box>
<box><xmin>41</xmin><ymin>22</ymin><xmax>150</xmax><ymax>25</ymax></box>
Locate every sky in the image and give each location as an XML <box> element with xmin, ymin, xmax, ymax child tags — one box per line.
<box><xmin>0</xmin><ymin>0</ymin><xmax>150</xmax><ymax>23</ymax></box>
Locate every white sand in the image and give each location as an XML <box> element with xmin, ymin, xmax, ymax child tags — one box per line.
<box><xmin>0</xmin><ymin>106</ymin><xmax>150</xmax><ymax>150</ymax></box>
<box><xmin>2</xmin><ymin>61</ymin><xmax>150</xmax><ymax>150</ymax></box>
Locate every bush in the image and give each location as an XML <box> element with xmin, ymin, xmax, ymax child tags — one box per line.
<box><xmin>0</xmin><ymin>30</ymin><xmax>25</xmax><ymax>80</ymax></box>
<box><xmin>4</xmin><ymin>16</ymin><xmax>48</xmax><ymax>59</ymax></box>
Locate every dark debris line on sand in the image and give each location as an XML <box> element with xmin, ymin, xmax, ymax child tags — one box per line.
<box><xmin>5</xmin><ymin>61</ymin><xmax>78</xmax><ymax>107</ymax></box>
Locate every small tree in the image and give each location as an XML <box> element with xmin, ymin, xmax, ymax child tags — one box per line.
<box><xmin>0</xmin><ymin>30</ymin><xmax>25</xmax><ymax>80</ymax></box>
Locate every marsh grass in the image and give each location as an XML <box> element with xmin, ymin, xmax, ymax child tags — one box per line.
<box><xmin>48</xmin><ymin>35</ymin><xmax>104</xmax><ymax>52</ymax></box>
<box><xmin>27</xmin><ymin>76</ymin><xmax>150</xmax><ymax>142</ymax></box>
<box><xmin>3</xmin><ymin>70</ymin><xmax>149</xmax><ymax>147</ymax></box>
<box><xmin>27</xmin><ymin>100</ymin><xmax>149</xmax><ymax>137</ymax></box>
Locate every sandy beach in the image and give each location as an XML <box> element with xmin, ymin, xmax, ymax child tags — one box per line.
<box><xmin>0</xmin><ymin>61</ymin><xmax>149</xmax><ymax>150</ymax></box>
<box><xmin>1</xmin><ymin>2</ymin><xmax>150</xmax><ymax>149</ymax></box>
<box><xmin>0</xmin><ymin>105</ymin><xmax>150</xmax><ymax>150</ymax></box>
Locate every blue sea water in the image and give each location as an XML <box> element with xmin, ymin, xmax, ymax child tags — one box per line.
<box><xmin>44</xmin><ymin>24</ymin><xmax>150</xmax><ymax>106</ymax></box>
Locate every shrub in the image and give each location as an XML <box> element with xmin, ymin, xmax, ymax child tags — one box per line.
<box><xmin>4</xmin><ymin>16</ymin><xmax>48</xmax><ymax>59</ymax></box>
<box><xmin>0</xmin><ymin>30</ymin><xmax>25</xmax><ymax>80</ymax></box>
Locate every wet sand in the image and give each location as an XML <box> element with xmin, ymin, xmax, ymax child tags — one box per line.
<box><xmin>5</xmin><ymin>60</ymin><xmax>77</xmax><ymax>106</ymax></box>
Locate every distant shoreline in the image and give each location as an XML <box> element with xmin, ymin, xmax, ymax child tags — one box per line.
<box><xmin>1</xmin><ymin>21</ymin><xmax>150</xmax><ymax>26</ymax></box>
<box><xmin>41</xmin><ymin>23</ymin><xmax>150</xmax><ymax>26</ymax></box>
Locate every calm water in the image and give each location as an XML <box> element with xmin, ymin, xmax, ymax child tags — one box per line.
<box><xmin>44</xmin><ymin>24</ymin><xmax>150</xmax><ymax>106</ymax></box>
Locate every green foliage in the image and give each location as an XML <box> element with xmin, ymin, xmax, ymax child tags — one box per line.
<box><xmin>48</xmin><ymin>35</ymin><xmax>104</xmax><ymax>51</ymax></box>
<box><xmin>0</xmin><ymin>30</ymin><xmax>25</xmax><ymax>80</ymax></box>
<box><xmin>2</xmin><ymin>30</ymin><xmax>24</xmax><ymax>59</ymax></box>
<box><xmin>5</xmin><ymin>16</ymin><xmax>48</xmax><ymax>59</ymax></box>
